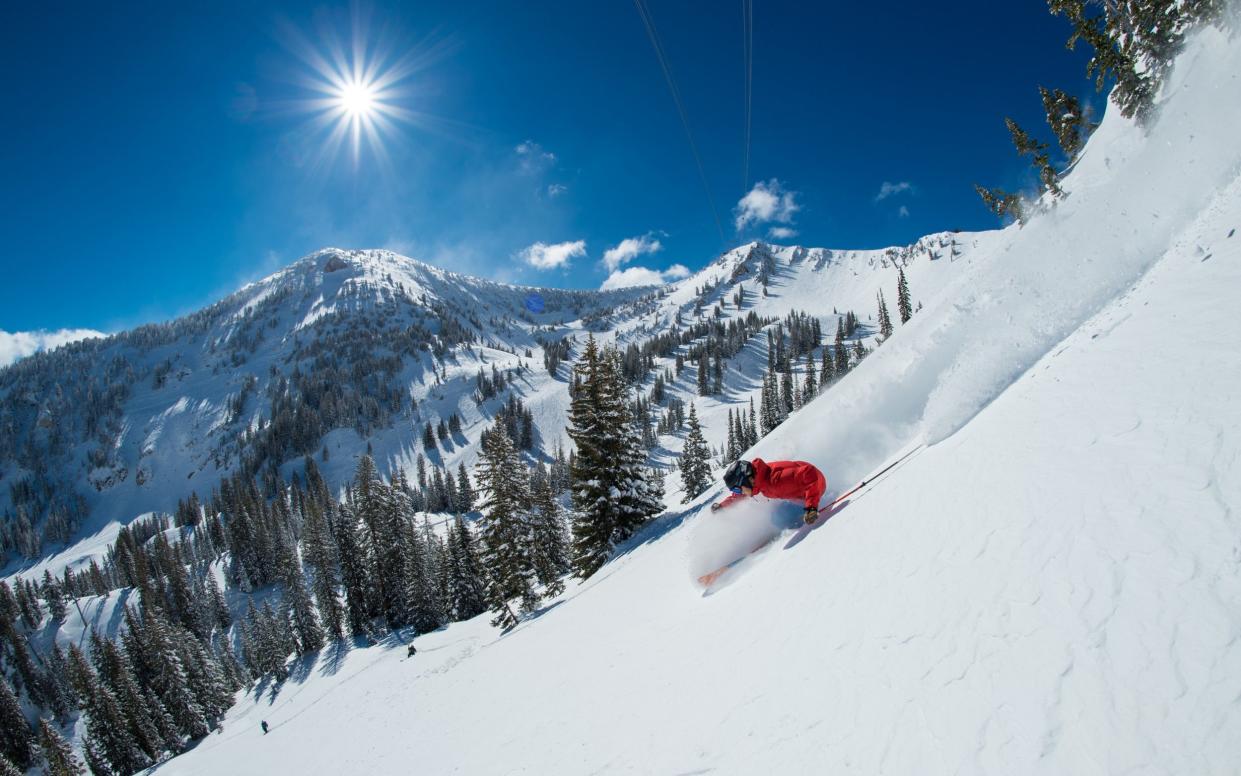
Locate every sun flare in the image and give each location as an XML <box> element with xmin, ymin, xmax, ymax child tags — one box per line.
<box><xmin>284</xmin><ymin>12</ymin><xmax>437</xmax><ymax>168</ymax></box>
<box><xmin>337</xmin><ymin>80</ymin><xmax>378</xmax><ymax>119</ymax></box>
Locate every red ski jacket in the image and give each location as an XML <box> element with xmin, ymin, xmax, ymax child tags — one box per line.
<box><xmin>717</xmin><ymin>458</ymin><xmax>826</xmax><ymax>511</ymax></box>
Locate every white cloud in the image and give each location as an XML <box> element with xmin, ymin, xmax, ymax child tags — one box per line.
<box><xmin>600</xmin><ymin>263</ymin><xmax>690</xmax><ymax>291</ymax></box>
<box><xmin>602</xmin><ymin>234</ymin><xmax>663</xmax><ymax>272</ymax></box>
<box><xmin>547</xmin><ymin>183</ymin><xmax>568</xmax><ymax>197</ymax></box>
<box><xmin>898</xmin><ymin>205</ymin><xmax>911</xmax><ymax>218</ymax></box>
<box><xmin>767</xmin><ymin>226</ymin><xmax>798</xmax><ymax>240</ymax></box>
<box><xmin>875</xmin><ymin>181</ymin><xmax>914</xmax><ymax>201</ymax></box>
<box><xmin>515</xmin><ymin>140</ymin><xmax>556</xmax><ymax>175</ymax></box>
<box><xmin>519</xmin><ymin>240</ymin><xmax>586</xmax><ymax>270</ymax></box>
<box><xmin>734</xmin><ymin>179</ymin><xmax>799</xmax><ymax>232</ymax></box>
<box><xmin>0</xmin><ymin>328</ymin><xmax>105</xmax><ymax>368</ymax></box>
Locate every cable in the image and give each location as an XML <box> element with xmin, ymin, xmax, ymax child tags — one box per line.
<box><xmin>632</xmin><ymin>0</ymin><xmax>727</xmax><ymax>244</ymax></box>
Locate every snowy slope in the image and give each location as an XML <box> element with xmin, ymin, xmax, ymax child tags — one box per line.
<box><xmin>151</xmin><ymin>19</ymin><xmax>1241</xmax><ymax>776</ymax></box>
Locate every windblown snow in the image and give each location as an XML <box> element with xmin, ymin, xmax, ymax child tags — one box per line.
<box><xmin>142</xmin><ymin>22</ymin><xmax>1241</xmax><ymax>776</ymax></box>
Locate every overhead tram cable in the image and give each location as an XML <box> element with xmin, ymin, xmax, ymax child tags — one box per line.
<box><xmin>632</xmin><ymin>0</ymin><xmax>728</xmax><ymax>245</ymax></box>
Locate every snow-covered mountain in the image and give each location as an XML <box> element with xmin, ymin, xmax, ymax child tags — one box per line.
<box><xmin>0</xmin><ymin>219</ymin><xmax>976</xmax><ymax>576</ymax></box>
<box><xmin>135</xmin><ymin>18</ymin><xmax>1241</xmax><ymax>776</ymax></box>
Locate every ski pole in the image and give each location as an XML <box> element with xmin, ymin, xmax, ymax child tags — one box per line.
<box><xmin>825</xmin><ymin>445</ymin><xmax>922</xmax><ymax>510</ymax></box>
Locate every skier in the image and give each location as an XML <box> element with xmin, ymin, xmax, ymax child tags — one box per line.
<box><xmin>711</xmin><ymin>458</ymin><xmax>827</xmax><ymax>525</ymax></box>
<box><xmin>261</xmin><ymin>720</ymin><xmax>269</xmax><ymax>735</ymax></box>
<box><xmin>406</xmin><ymin>643</ymin><xmax>417</xmax><ymax>658</ymax></box>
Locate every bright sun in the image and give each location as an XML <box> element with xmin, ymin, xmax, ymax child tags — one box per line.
<box><xmin>286</xmin><ymin>13</ymin><xmax>429</xmax><ymax>168</ymax></box>
<box><xmin>337</xmin><ymin>80</ymin><xmax>377</xmax><ymax>118</ymax></box>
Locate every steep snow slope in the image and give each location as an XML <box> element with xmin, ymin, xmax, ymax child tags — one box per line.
<box><xmin>155</xmin><ymin>21</ymin><xmax>1241</xmax><ymax>776</ymax></box>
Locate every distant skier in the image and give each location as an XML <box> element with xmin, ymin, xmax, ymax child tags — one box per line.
<box><xmin>711</xmin><ymin>458</ymin><xmax>827</xmax><ymax>525</ymax></box>
<box><xmin>261</xmin><ymin>720</ymin><xmax>269</xmax><ymax>735</ymax></box>
<box><xmin>406</xmin><ymin>643</ymin><xmax>417</xmax><ymax>658</ymax></box>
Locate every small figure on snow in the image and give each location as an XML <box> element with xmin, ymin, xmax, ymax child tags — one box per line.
<box><xmin>406</xmin><ymin>643</ymin><xmax>417</xmax><ymax>658</ymax></box>
<box><xmin>261</xmin><ymin>720</ymin><xmax>269</xmax><ymax>735</ymax></box>
<box><xmin>711</xmin><ymin>458</ymin><xmax>827</xmax><ymax>525</ymax></box>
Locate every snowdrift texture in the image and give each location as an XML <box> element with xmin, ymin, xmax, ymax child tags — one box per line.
<box><xmin>156</xmin><ymin>24</ymin><xmax>1240</xmax><ymax>775</ymax></box>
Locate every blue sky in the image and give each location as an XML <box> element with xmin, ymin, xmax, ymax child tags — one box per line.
<box><xmin>0</xmin><ymin>1</ymin><xmax>1098</xmax><ymax>335</ymax></box>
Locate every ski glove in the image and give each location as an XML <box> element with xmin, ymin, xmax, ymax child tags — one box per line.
<box><xmin>710</xmin><ymin>502</ymin><xmax>722</xmax><ymax>512</ymax></box>
<box><xmin>803</xmin><ymin>507</ymin><xmax>819</xmax><ymax>525</ymax></box>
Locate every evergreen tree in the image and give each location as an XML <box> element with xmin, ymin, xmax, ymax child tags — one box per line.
<box><xmin>529</xmin><ymin>469</ymin><xmax>570</xmax><ymax>597</ymax></box>
<box><xmin>353</xmin><ymin>456</ymin><xmax>407</xmax><ymax>628</ymax></box>
<box><xmin>0</xmin><ymin>674</ymin><xmax>32</xmax><ymax>770</ymax></box>
<box><xmin>125</xmin><ymin>607</ymin><xmax>209</xmax><ymax>740</ymax></box>
<box><xmin>37</xmin><ymin>718</ymin><xmax>84</xmax><ymax>776</ymax></box>
<box><xmin>819</xmin><ymin>343</ymin><xmax>835</xmax><ymax>387</ymax></box>
<box><xmin>747</xmin><ymin>398</ymin><xmax>759</xmax><ymax>446</ymax></box>
<box><xmin>897</xmin><ymin>268</ymin><xmax>912</xmax><ymax>324</ymax></box>
<box><xmin>475</xmin><ymin>424</ymin><xmax>538</xmax><ymax>628</ymax></box>
<box><xmin>696</xmin><ymin>354</ymin><xmax>709</xmax><ymax>396</ymax></box>
<box><xmin>400</xmin><ymin>520</ymin><xmax>444</xmax><ymax>635</ymax></box>
<box><xmin>725</xmin><ymin>409</ymin><xmax>739</xmax><ymax>461</ymax></box>
<box><xmin>779</xmin><ymin>363</ymin><xmax>794</xmax><ymax>417</ymax></box>
<box><xmin>445</xmin><ymin>517</ymin><xmax>488</xmax><ymax>620</ymax></box>
<box><xmin>679</xmin><ymin>404</ymin><xmax>713</xmax><ymax>501</ymax></box>
<box><xmin>877</xmin><ymin>289</ymin><xmax>894</xmax><ymax>340</ymax></box>
<box><xmin>803</xmin><ymin>350</ymin><xmax>818</xmax><ymax>399</ymax></box>
<box><xmin>278</xmin><ymin>536</ymin><xmax>324</xmax><ymax>654</ymax></box>
<box><xmin>1005</xmin><ymin>117</ymin><xmax>1062</xmax><ymax>198</ymax></box>
<box><xmin>333</xmin><ymin>502</ymin><xmax>372</xmax><ymax>637</ymax></box>
<box><xmin>66</xmin><ymin>645</ymin><xmax>150</xmax><ymax>775</ymax></box>
<box><xmin>90</xmin><ymin>631</ymin><xmax>166</xmax><ymax>762</ymax></box>
<box><xmin>974</xmin><ymin>184</ymin><xmax>1025</xmax><ymax>224</ymax></box>
<box><xmin>1039</xmin><ymin>85</ymin><xmax>1093</xmax><ymax>158</ymax></box>
<box><xmin>567</xmin><ymin>337</ymin><xmax>661</xmax><ymax>579</ymax></box>
<box><xmin>456</xmin><ymin>462</ymin><xmax>475</xmax><ymax>512</ymax></box>
<box><xmin>301</xmin><ymin>500</ymin><xmax>344</xmax><ymax>639</ymax></box>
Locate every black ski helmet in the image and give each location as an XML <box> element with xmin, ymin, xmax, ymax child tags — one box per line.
<box><xmin>723</xmin><ymin>460</ymin><xmax>755</xmax><ymax>490</ymax></box>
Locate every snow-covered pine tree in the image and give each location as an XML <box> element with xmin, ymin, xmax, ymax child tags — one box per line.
<box><xmin>126</xmin><ymin>606</ymin><xmax>210</xmax><ymax>739</ymax></box>
<box><xmin>974</xmin><ymin>184</ymin><xmax>1026</xmax><ymax>224</ymax></box>
<box><xmin>747</xmin><ymin>398</ymin><xmax>759</xmax><ymax>446</ymax></box>
<box><xmin>897</xmin><ymin>268</ymin><xmax>912</xmax><ymax>324</ymax></box>
<box><xmin>37</xmin><ymin>718</ymin><xmax>84</xmax><ymax>776</ymax></box>
<box><xmin>1039</xmin><ymin>86</ymin><xmax>1093</xmax><ymax>159</ymax></box>
<box><xmin>277</xmin><ymin>533</ymin><xmax>324</xmax><ymax>654</ymax></box>
<box><xmin>300</xmin><ymin>500</ymin><xmax>344</xmax><ymax>639</ymax></box>
<box><xmin>680</xmin><ymin>404</ymin><xmax>714</xmax><ymax>501</ymax></box>
<box><xmin>456</xmin><ymin>462</ymin><xmax>475</xmax><ymax>512</ymax></box>
<box><xmin>332</xmin><ymin>500</ymin><xmax>373</xmax><ymax>637</ymax></box>
<box><xmin>0</xmin><ymin>674</ymin><xmax>33</xmax><ymax>771</ymax></box>
<box><xmin>1005</xmin><ymin>117</ymin><xmax>1062</xmax><ymax>198</ymax></box>
<box><xmin>803</xmin><ymin>350</ymin><xmax>818</xmax><ymax>399</ymax></box>
<box><xmin>529</xmin><ymin>466</ymin><xmax>570</xmax><ymax>597</ymax></box>
<box><xmin>400</xmin><ymin>517</ymin><xmax>444</xmax><ymax>635</ymax></box>
<box><xmin>353</xmin><ymin>455</ymin><xmax>409</xmax><ymax>627</ymax></box>
<box><xmin>759</xmin><ymin>369</ymin><xmax>779</xmax><ymax>434</ymax></box>
<box><xmin>567</xmin><ymin>338</ymin><xmax>661</xmax><ymax>578</ymax></box>
<box><xmin>475</xmin><ymin>424</ymin><xmax>538</xmax><ymax>628</ymax></box>
<box><xmin>599</xmin><ymin>347</ymin><xmax>662</xmax><ymax>546</ymax></box>
<box><xmin>66</xmin><ymin>644</ymin><xmax>151</xmax><ymax>775</ymax></box>
<box><xmin>778</xmin><ymin>364</ymin><xmax>794</xmax><ymax>419</ymax></box>
<box><xmin>88</xmin><ymin>630</ymin><xmax>166</xmax><ymax>762</ymax></box>
<box><xmin>725</xmin><ymin>409</ymin><xmax>738</xmax><ymax>461</ymax></box>
<box><xmin>877</xmin><ymin>289</ymin><xmax>894</xmax><ymax>340</ymax></box>
<box><xmin>446</xmin><ymin>517</ymin><xmax>488</xmax><ymax>620</ymax></box>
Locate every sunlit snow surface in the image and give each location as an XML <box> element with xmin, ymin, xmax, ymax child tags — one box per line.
<box><xmin>146</xmin><ymin>22</ymin><xmax>1241</xmax><ymax>775</ymax></box>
